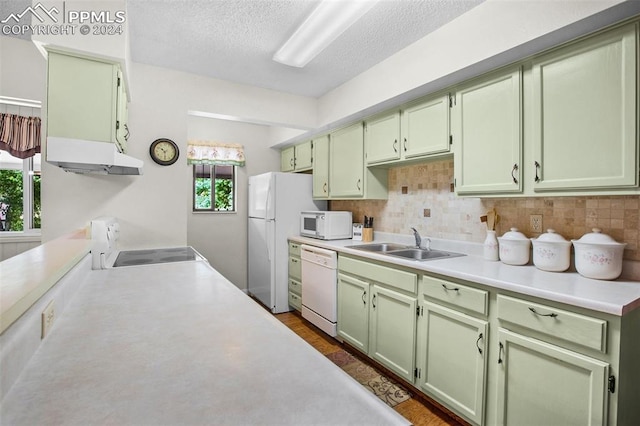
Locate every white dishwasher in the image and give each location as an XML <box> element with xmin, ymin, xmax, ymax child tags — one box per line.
<box><xmin>301</xmin><ymin>244</ymin><xmax>338</xmax><ymax>337</ymax></box>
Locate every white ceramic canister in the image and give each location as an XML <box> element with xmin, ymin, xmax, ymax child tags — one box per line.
<box><xmin>483</xmin><ymin>230</ymin><xmax>499</xmax><ymax>261</ymax></box>
<box><xmin>572</xmin><ymin>228</ymin><xmax>626</xmax><ymax>280</ymax></box>
<box><xmin>531</xmin><ymin>229</ymin><xmax>571</xmax><ymax>272</ymax></box>
<box><xmin>498</xmin><ymin>228</ymin><xmax>531</xmax><ymax>265</ymax></box>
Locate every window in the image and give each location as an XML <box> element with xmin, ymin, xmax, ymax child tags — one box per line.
<box><xmin>0</xmin><ymin>151</ymin><xmax>41</xmax><ymax>232</ymax></box>
<box><xmin>193</xmin><ymin>164</ymin><xmax>235</xmax><ymax>212</ymax></box>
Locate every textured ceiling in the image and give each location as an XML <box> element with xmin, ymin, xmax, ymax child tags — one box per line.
<box><xmin>127</xmin><ymin>0</ymin><xmax>485</xmax><ymax>98</ymax></box>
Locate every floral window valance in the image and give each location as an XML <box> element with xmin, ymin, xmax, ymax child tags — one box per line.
<box><xmin>187</xmin><ymin>140</ymin><xmax>245</xmax><ymax>166</ymax></box>
<box><xmin>0</xmin><ymin>113</ymin><xmax>41</xmax><ymax>159</ymax></box>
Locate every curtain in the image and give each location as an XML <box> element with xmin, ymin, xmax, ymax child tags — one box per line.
<box><xmin>0</xmin><ymin>113</ymin><xmax>41</xmax><ymax>159</ymax></box>
<box><xmin>187</xmin><ymin>140</ymin><xmax>245</xmax><ymax>166</ymax></box>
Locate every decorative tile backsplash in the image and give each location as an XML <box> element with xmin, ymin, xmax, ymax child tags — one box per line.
<box><xmin>331</xmin><ymin>159</ymin><xmax>640</xmax><ymax>261</ymax></box>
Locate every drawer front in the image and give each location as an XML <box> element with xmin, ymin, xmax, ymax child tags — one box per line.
<box><xmin>289</xmin><ymin>291</ymin><xmax>302</xmax><ymax>311</ymax></box>
<box><xmin>339</xmin><ymin>255</ymin><xmax>417</xmax><ymax>294</ymax></box>
<box><xmin>289</xmin><ymin>278</ymin><xmax>302</xmax><ymax>296</ymax></box>
<box><xmin>422</xmin><ymin>275</ymin><xmax>488</xmax><ymax>316</ymax></box>
<box><xmin>497</xmin><ymin>295</ymin><xmax>607</xmax><ymax>352</ymax></box>
<box><xmin>289</xmin><ymin>256</ymin><xmax>301</xmax><ymax>281</ymax></box>
<box><xmin>289</xmin><ymin>242</ymin><xmax>301</xmax><ymax>257</ymax></box>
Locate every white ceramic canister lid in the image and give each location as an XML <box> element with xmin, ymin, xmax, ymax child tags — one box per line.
<box><xmin>534</xmin><ymin>229</ymin><xmax>571</xmax><ymax>245</ymax></box>
<box><xmin>572</xmin><ymin>228</ymin><xmax>626</xmax><ymax>246</ymax></box>
<box><xmin>501</xmin><ymin>228</ymin><xmax>529</xmax><ymax>241</ymax></box>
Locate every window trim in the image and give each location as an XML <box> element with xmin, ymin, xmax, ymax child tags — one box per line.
<box><xmin>192</xmin><ymin>164</ymin><xmax>237</xmax><ymax>213</ymax></box>
<box><xmin>0</xmin><ymin>153</ymin><xmax>41</xmax><ymax>237</ymax></box>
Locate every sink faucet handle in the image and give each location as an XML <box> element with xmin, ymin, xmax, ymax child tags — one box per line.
<box><xmin>425</xmin><ymin>237</ymin><xmax>431</xmax><ymax>251</ymax></box>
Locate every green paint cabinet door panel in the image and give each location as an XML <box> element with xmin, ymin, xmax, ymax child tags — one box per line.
<box><xmin>280</xmin><ymin>146</ymin><xmax>295</xmax><ymax>172</ymax></box>
<box><xmin>47</xmin><ymin>52</ymin><xmax>119</xmax><ymax>144</ymax></box>
<box><xmin>453</xmin><ymin>68</ymin><xmax>522</xmax><ymax>195</ymax></box>
<box><xmin>330</xmin><ymin>124</ymin><xmax>364</xmax><ymax>197</ymax></box>
<box><xmin>496</xmin><ymin>328</ymin><xmax>609</xmax><ymax>426</ymax></box>
<box><xmin>337</xmin><ymin>273</ymin><xmax>370</xmax><ymax>354</ymax></box>
<box><xmin>402</xmin><ymin>95</ymin><xmax>450</xmax><ymax>159</ymax></box>
<box><xmin>115</xmin><ymin>68</ymin><xmax>128</xmax><ymax>153</ymax></box>
<box><xmin>295</xmin><ymin>140</ymin><xmax>313</xmax><ymax>171</ymax></box>
<box><xmin>365</xmin><ymin>111</ymin><xmax>401</xmax><ymax>164</ymax></box>
<box><xmin>417</xmin><ymin>301</ymin><xmax>488</xmax><ymax>425</ymax></box>
<box><xmin>312</xmin><ymin>135</ymin><xmax>330</xmax><ymax>198</ymax></box>
<box><xmin>369</xmin><ymin>285</ymin><xmax>417</xmax><ymax>382</ymax></box>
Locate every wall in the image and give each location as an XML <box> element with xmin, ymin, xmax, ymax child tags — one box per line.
<box><xmin>332</xmin><ymin>159</ymin><xmax>640</xmax><ymax>261</ymax></box>
<box><xmin>187</xmin><ymin>116</ymin><xmax>279</xmax><ymax>290</ymax></box>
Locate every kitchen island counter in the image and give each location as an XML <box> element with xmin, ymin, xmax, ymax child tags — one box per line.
<box><xmin>1</xmin><ymin>259</ymin><xmax>409</xmax><ymax>425</ymax></box>
<box><xmin>289</xmin><ymin>235</ymin><xmax>640</xmax><ymax>316</ymax></box>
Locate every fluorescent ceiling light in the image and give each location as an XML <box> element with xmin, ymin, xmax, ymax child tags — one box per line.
<box><xmin>273</xmin><ymin>0</ymin><xmax>378</xmax><ymax>68</ymax></box>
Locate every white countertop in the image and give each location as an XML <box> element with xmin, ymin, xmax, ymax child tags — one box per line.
<box><xmin>289</xmin><ymin>234</ymin><xmax>640</xmax><ymax>316</ymax></box>
<box><xmin>0</xmin><ymin>259</ymin><xmax>409</xmax><ymax>425</ymax></box>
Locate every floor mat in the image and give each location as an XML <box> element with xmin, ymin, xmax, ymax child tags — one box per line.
<box><xmin>326</xmin><ymin>349</ymin><xmax>411</xmax><ymax>407</ymax></box>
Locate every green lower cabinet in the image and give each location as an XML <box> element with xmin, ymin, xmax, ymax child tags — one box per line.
<box><xmin>337</xmin><ymin>273</ymin><xmax>370</xmax><ymax>353</ymax></box>
<box><xmin>416</xmin><ymin>301</ymin><xmax>488</xmax><ymax>425</ymax></box>
<box><xmin>495</xmin><ymin>328</ymin><xmax>609</xmax><ymax>426</ymax></box>
<box><xmin>369</xmin><ymin>285</ymin><xmax>417</xmax><ymax>382</ymax></box>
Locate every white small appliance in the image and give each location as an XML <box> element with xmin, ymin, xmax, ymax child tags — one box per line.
<box><xmin>247</xmin><ymin>172</ymin><xmax>326</xmax><ymax>313</ymax></box>
<box><xmin>300</xmin><ymin>211</ymin><xmax>352</xmax><ymax>240</ymax></box>
<box><xmin>301</xmin><ymin>244</ymin><xmax>338</xmax><ymax>336</ymax></box>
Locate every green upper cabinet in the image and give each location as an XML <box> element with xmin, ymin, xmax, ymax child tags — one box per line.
<box><xmin>401</xmin><ymin>95</ymin><xmax>451</xmax><ymax>159</ymax></box>
<box><xmin>365</xmin><ymin>94</ymin><xmax>451</xmax><ymax>167</ymax></box>
<box><xmin>280</xmin><ymin>140</ymin><xmax>313</xmax><ymax>172</ymax></box>
<box><xmin>453</xmin><ymin>68</ymin><xmax>523</xmax><ymax>195</ymax></box>
<box><xmin>329</xmin><ymin>123</ymin><xmax>388</xmax><ymax>199</ymax></box>
<box><xmin>47</xmin><ymin>50</ymin><xmax>128</xmax><ymax>153</ymax></box>
<box><xmin>531</xmin><ymin>23</ymin><xmax>638</xmax><ymax>191</ymax></box>
<box><xmin>280</xmin><ymin>146</ymin><xmax>295</xmax><ymax>172</ymax></box>
<box><xmin>312</xmin><ymin>135</ymin><xmax>330</xmax><ymax>198</ymax></box>
<box><xmin>365</xmin><ymin>111</ymin><xmax>401</xmax><ymax>164</ymax></box>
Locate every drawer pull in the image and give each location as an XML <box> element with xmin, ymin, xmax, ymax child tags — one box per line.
<box><xmin>372</xmin><ymin>294</ymin><xmax>377</xmax><ymax>309</ymax></box>
<box><xmin>442</xmin><ymin>284</ymin><xmax>459</xmax><ymax>292</ymax></box>
<box><xmin>528</xmin><ymin>307</ymin><xmax>558</xmax><ymax>318</ymax></box>
<box><xmin>291</xmin><ymin>258</ymin><xmax>298</xmax><ymax>263</ymax></box>
<box><xmin>498</xmin><ymin>342</ymin><xmax>504</xmax><ymax>364</ymax></box>
<box><xmin>362</xmin><ymin>290</ymin><xmax>367</xmax><ymax>305</ymax></box>
<box><xmin>476</xmin><ymin>333</ymin><xmax>483</xmax><ymax>355</ymax></box>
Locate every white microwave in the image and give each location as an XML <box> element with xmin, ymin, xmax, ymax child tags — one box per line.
<box><xmin>300</xmin><ymin>211</ymin><xmax>353</xmax><ymax>240</ymax></box>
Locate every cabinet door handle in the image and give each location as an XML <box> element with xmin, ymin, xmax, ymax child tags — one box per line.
<box><xmin>291</xmin><ymin>258</ymin><xmax>298</xmax><ymax>264</ymax></box>
<box><xmin>124</xmin><ymin>124</ymin><xmax>130</xmax><ymax>141</ymax></box>
<box><xmin>362</xmin><ymin>290</ymin><xmax>367</xmax><ymax>305</ymax></box>
<box><xmin>498</xmin><ymin>342</ymin><xmax>504</xmax><ymax>364</ymax></box>
<box><xmin>323</xmin><ymin>182</ymin><xmax>328</xmax><ymax>194</ymax></box>
<box><xmin>476</xmin><ymin>333</ymin><xmax>483</xmax><ymax>355</ymax></box>
<box><xmin>372</xmin><ymin>294</ymin><xmax>376</xmax><ymax>308</ymax></box>
<box><xmin>511</xmin><ymin>163</ymin><xmax>519</xmax><ymax>184</ymax></box>
<box><xmin>528</xmin><ymin>307</ymin><xmax>558</xmax><ymax>318</ymax></box>
<box><xmin>356</xmin><ymin>179</ymin><xmax>361</xmax><ymax>191</ymax></box>
<box><xmin>403</xmin><ymin>137</ymin><xmax>407</xmax><ymax>152</ymax></box>
<box><xmin>441</xmin><ymin>284</ymin><xmax>459</xmax><ymax>292</ymax></box>
<box><xmin>290</xmin><ymin>158</ymin><xmax>294</xmax><ymax>167</ymax></box>
<box><xmin>534</xmin><ymin>161</ymin><xmax>541</xmax><ymax>183</ymax></box>
<box><xmin>393</xmin><ymin>139</ymin><xmax>398</xmax><ymax>153</ymax></box>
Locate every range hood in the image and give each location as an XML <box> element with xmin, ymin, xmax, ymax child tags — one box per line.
<box><xmin>47</xmin><ymin>137</ymin><xmax>144</xmax><ymax>175</ymax></box>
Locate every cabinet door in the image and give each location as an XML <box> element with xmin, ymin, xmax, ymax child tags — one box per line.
<box><xmin>115</xmin><ymin>69</ymin><xmax>128</xmax><ymax>153</ymax></box>
<box><xmin>330</xmin><ymin>124</ymin><xmax>364</xmax><ymax>197</ymax></box>
<box><xmin>532</xmin><ymin>23</ymin><xmax>637</xmax><ymax>191</ymax></box>
<box><xmin>280</xmin><ymin>146</ymin><xmax>295</xmax><ymax>172</ymax></box>
<box><xmin>294</xmin><ymin>140</ymin><xmax>313</xmax><ymax>171</ymax></box>
<box><xmin>369</xmin><ymin>285</ymin><xmax>417</xmax><ymax>382</ymax></box>
<box><xmin>312</xmin><ymin>135</ymin><xmax>330</xmax><ymax>198</ymax></box>
<box><xmin>496</xmin><ymin>328</ymin><xmax>609</xmax><ymax>426</ymax></box>
<box><xmin>365</xmin><ymin>112</ymin><xmax>401</xmax><ymax>164</ymax></box>
<box><xmin>337</xmin><ymin>273</ymin><xmax>370</xmax><ymax>353</ymax></box>
<box><xmin>453</xmin><ymin>68</ymin><xmax>522</xmax><ymax>195</ymax></box>
<box><xmin>47</xmin><ymin>52</ymin><xmax>118</xmax><ymax>143</ymax></box>
<box><xmin>417</xmin><ymin>301</ymin><xmax>488</xmax><ymax>425</ymax></box>
<box><xmin>402</xmin><ymin>95</ymin><xmax>450</xmax><ymax>159</ymax></box>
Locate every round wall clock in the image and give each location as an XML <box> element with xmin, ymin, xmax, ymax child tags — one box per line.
<box><xmin>149</xmin><ymin>138</ymin><xmax>179</xmax><ymax>166</ymax></box>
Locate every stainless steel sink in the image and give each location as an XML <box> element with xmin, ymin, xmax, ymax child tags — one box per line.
<box><xmin>387</xmin><ymin>248</ymin><xmax>457</xmax><ymax>261</ymax></box>
<box><xmin>347</xmin><ymin>243</ymin><xmax>408</xmax><ymax>252</ymax></box>
<box><xmin>347</xmin><ymin>243</ymin><xmax>464</xmax><ymax>261</ymax></box>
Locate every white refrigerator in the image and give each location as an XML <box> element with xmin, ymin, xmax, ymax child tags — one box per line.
<box><xmin>248</xmin><ymin>172</ymin><xmax>326</xmax><ymax>313</ymax></box>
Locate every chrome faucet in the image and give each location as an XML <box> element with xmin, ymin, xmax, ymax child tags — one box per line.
<box><xmin>411</xmin><ymin>227</ymin><xmax>431</xmax><ymax>250</ymax></box>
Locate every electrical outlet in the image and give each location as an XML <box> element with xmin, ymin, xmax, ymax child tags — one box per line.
<box><xmin>530</xmin><ymin>214</ymin><xmax>543</xmax><ymax>233</ymax></box>
<box><xmin>41</xmin><ymin>300</ymin><xmax>55</xmax><ymax>339</ymax></box>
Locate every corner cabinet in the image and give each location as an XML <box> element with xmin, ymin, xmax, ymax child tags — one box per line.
<box><xmin>531</xmin><ymin>22</ymin><xmax>638</xmax><ymax>192</ymax></box>
<box><xmin>47</xmin><ymin>50</ymin><xmax>129</xmax><ymax>153</ymax></box>
<box><xmin>280</xmin><ymin>140</ymin><xmax>313</xmax><ymax>173</ymax></box>
<box><xmin>452</xmin><ymin>67</ymin><xmax>522</xmax><ymax>195</ymax></box>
